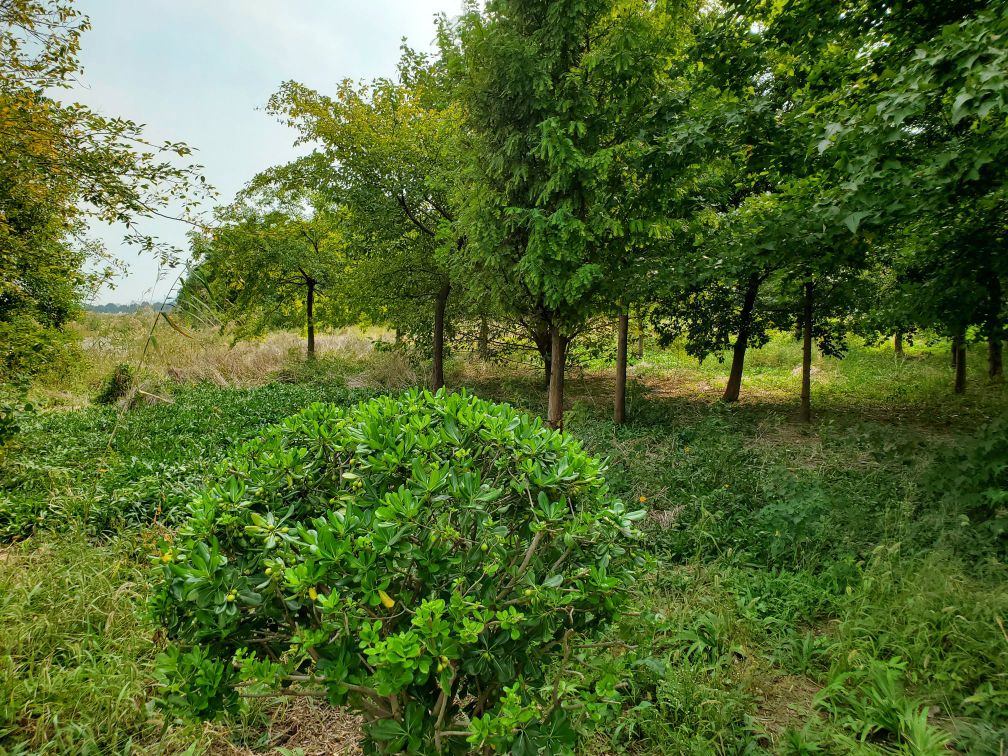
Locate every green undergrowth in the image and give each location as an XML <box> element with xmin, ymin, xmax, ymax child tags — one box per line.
<box><xmin>0</xmin><ymin>382</ymin><xmax>369</xmax><ymax>539</ymax></box>
<box><xmin>0</xmin><ymin>341</ymin><xmax>1005</xmax><ymax>754</ymax></box>
<box><xmin>562</xmin><ymin>385</ymin><xmax>1008</xmax><ymax>755</ymax></box>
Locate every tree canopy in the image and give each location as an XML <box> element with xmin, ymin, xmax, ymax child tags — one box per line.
<box><xmin>0</xmin><ymin>0</ymin><xmax>210</xmax><ymax>381</ymax></box>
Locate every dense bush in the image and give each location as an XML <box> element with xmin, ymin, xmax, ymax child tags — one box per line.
<box><xmin>920</xmin><ymin>415</ymin><xmax>1008</xmax><ymax>559</ymax></box>
<box><xmin>152</xmin><ymin>389</ymin><xmax>644</xmax><ymax>754</ymax></box>
<box><xmin>95</xmin><ymin>362</ymin><xmax>135</xmax><ymax>405</ymax></box>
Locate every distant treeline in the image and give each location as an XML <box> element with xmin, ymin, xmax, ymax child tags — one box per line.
<box><xmin>86</xmin><ymin>302</ymin><xmax>174</xmax><ymax>315</ymax></box>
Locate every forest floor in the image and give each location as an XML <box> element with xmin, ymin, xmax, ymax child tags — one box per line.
<box><xmin>1</xmin><ymin>313</ymin><xmax>1006</xmax><ymax>755</ymax></box>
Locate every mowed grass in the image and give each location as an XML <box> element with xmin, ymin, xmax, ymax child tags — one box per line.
<box><xmin>1</xmin><ymin>324</ymin><xmax>1006</xmax><ymax>754</ymax></box>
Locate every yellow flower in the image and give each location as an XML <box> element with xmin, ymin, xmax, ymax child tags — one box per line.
<box><xmin>684</xmin><ymin>446</ymin><xmax>690</xmax><ymax>453</ymax></box>
<box><xmin>378</xmin><ymin>589</ymin><xmax>395</xmax><ymax>609</ymax></box>
<box><xmin>308</xmin><ymin>587</ymin><xmax>318</xmax><ymax>601</ymax></box>
<box><xmin>638</xmin><ymin>495</ymin><xmax>647</xmax><ymax>504</ymax></box>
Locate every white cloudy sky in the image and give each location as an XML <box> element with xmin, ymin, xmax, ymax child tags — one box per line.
<box><xmin>72</xmin><ymin>1</ymin><xmax>462</xmax><ymax>303</ymax></box>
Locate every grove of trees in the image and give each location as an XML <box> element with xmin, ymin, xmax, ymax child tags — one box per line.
<box><xmin>5</xmin><ymin>0</ymin><xmax>1006</xmax><ymax>424</ymax></box>
<box><xmin>176</xmin><ymin>0</ymin><xmax>1006</xmax><ymax>427</ymax></box>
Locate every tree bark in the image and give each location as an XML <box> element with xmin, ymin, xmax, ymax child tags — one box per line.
<box><xmin>614</xmin><ymin>313</ymin><xmax>629</xmax><ymax>425</ymax></box>
<box><xmin>951</xmin><ymin>338</ymin><xmax>958</xmax><ymax>369</ymax></box>
<box><xmin>530</xmin><ymin>319</ymin><xmax>552</xmax><ymax>387</ymax></box>
<box><xmin>636</xmin><ymin>330</ymin><xmax>645</xmax><ymax>360</ymax></box>
<box><xmin>547</xmin><ymin>326</ymin><xmax>566</xmax><ymax>430</ymax></box>
<box><xmin>799</xmin><ymin>281</ymin><xmax>813</xmax><ymax>423</ymax></box>
<box><xmin>306</xmin><ymin>279</ymin><xmax>316</xmax><ymax>359</ymax></box>
<box><xmin>894</xmin><ymin>331</ymin><xmax>904</xmax><ymax>358</ymax></box>
<box><xmin>954</xmin><ymin>331</ymin><xmax>966</xmax><ymax>394</ymax></box>
<box><xmin>723</xmin><ymin>273</ymin><xmax>760</xmax><ymax>403</ymax></box>
<box><xmin>432</xmin><ymin>283</ymin><xmax>450</xmax><ymax>390</ymax></box>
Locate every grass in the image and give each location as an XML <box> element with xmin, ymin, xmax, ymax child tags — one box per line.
<box><xmin>1</xmin><ymin>316</ymin><xmax>1006</xmax><ymax>754</ymax></box>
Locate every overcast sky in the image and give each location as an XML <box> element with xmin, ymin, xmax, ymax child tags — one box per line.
<box><xmin>73</xmin><ymin>1</ymin><xmax>461</xmax><ymax>304</ymax></box>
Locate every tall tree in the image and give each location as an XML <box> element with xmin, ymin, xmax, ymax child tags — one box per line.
<box><xmin>450</xmin><ymin>0</ymin><xmax>680</xmax><ymax>428</ymax></box>
<box><xmin>182</xmin><ymin>193</ymin><xmax>347</xmax><ymax>357</ymax></box>
<box><xmin>266</xmin><ymin>47</ymin><xmax>467</xmax><ymax>389</ymax></box>
<box><xmin>800</xmin><ymin>0</ymin><xmax>1007</xmax><ymax>394</ymax></box>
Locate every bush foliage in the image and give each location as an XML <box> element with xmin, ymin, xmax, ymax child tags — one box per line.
<box><xmin>152</xmin><ymin>388</ymin><xmax>645</xmax><ymax>754</ymax></box>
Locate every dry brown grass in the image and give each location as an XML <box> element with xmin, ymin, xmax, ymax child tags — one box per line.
<box><xmin>207</xmin><ymin>699</ymin><xmax>363</xmax><ymax>755</ymax></box>
<box><xmin>34</xmin><ymin>312</ymin><xmax>392</xmax><ymax>405</ymax></box>
<box><xmin>345</xmin><ymin>349</ymin><xmax>421</xmax><ymax>391</ymax></box>
<box><xmin>138</xmin><ymin>330</ymin><xmax>376</xmax><ymax>387</ymax></box>
<box><xmin>751</xmin><ymin>673</ymin><xmax>821</xmax><ymax>740</ymax></box>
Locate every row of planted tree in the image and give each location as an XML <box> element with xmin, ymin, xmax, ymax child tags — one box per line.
<box><xmin>178</xmin><ymin>0</ymin><xmax>1008</xmax><ymax>428</ymax></box>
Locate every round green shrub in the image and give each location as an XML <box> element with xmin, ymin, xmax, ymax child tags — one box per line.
<box><xmin>151</xmin><ymin>389</ymin><xmax>644</xmax><ymax>754</ymax></box>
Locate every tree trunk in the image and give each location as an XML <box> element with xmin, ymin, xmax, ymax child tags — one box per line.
<box><xmin>954</xmin><ymin>332</ymin><xmax>966</xmax><ymax>394</ymax></box>
<box><xmin>951</xmin><ymin>338</ymin><xmax>958</xmax><ymax>369</ymax></box>
<box><xmin>636</xmin><ymin>330</ymin><xmax>645</xmax><ymax>360</ymax></box>
<box><xmin>432</xmin><ymin>283</ymin><xmax>450</xmax><ymax>390</ymax></box>
<box><xmin>894</xmin><ymin>331</ymin><xmax>904</xmax><ymax>358</ymax></box>
<box><xmin>306</xmin><ymin>279</ymin><xmax>316</xmax><ymax>359</ymax></box>
<box><xmin>723</xmin><ymin>273</ymin><xmax>760</xmax><ymax>403</ymax></box>
<box><xmin>989</xmin><ymin>337</ymin><xmax>1003</xmax><ymax>381</ymax></box>
<box><xmin>547</xmin><ymin>326</ymin><xmax>566</xmax><ymax>430</ymax></box>
<box><xmin>988</xmin><ymin>275</ymin><xmax>1003</xmax><ymax>381</ymax></box>
<box><xmin>800</xmin><ymin>281</ymin><xmax>813</xmax><ymax>423</ymax></box>
<box><xmin>478</xmin><ymin>316</ymin><xmax>489</xmax><ymax>360</ymax></box>
<box><xmin>614</xmin><ymin>313</ymin><xmax>629</xmax><ymax>425</ymax></box>
<box><xmin>530</xmin><ymin>319</ymin><xmax>552</xmax><ymax>387</ymax></box>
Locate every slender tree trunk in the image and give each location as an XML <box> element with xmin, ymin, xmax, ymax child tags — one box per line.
<box><xmin>547</xmin><ymin>326</ymin><xmax>566</xmax><ymax>430</ymax></box>
<box><xmin>988</xmin><ymin>275</ymin><xmax>1003</xmax><ymax>381</ymax></box>
<box><xmin>723</xmin><ymin>273</ymin><xmax>760</xmax><ymax>403</ymax></box>
<box><xmin>989</xmin><ymin>337</ymin><xmax>1003</xmax><ymax>381</ymax></box>
<box><xmin>478</xmin><ymin>316</ymin><xmax>489</xmax><ymax>360</ymax></box>
<box><xmin>530</xmin><ymin>320</ymin><xmax>552</xmax><ymax>387</ymax></box>
<box><xmin>306</xmin><ymin>279</ymin><xmax>316</xmax><ymax>360</ymax></box>
<box><xmin>637</xmin><ymin>330</ymin><xmax>645</xmax><ymax>360</ymax></box>
<box><xmin>614</xmin><ymin>313</ymin><xmax>629</xmax><ymax>425</ymax></box>
<box><xmin>800</xmin><ymin>281</ymin><xmax>813</xmax><ymax>423</ymax></box>
<box><xmin>395</xmin><ymin>328</ymin><xmax>401</xmax><ymax>346</ymax></box>
<box><xmin>894</xmin><ymin>331</ymin><xmax>904</xmax><ymax>358</ymax></box>
<box><xmin>432</xmin><ymin>283</ymin><xmax>450</xmax><ymax>390</ymax></box>
<box><xmin>954</xmin><ymin>332</ymin><xmax>967</xmax><ymax>394</ymax></box>
<box><xmin>951</xmin><ymin>338</ymin><xmax>958</xmax><ymax>369</ymax></box>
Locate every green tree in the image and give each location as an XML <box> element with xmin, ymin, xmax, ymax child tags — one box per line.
<box><xmin>815</xmin><ymin>1</ymin><xmax>1008</xmax><ymax>391</ymax></box>
<box><xmin>449</xmin><ymin>0</ymin><xmax>681</xmax><ymax>428</ymax></box>
<box><xmin>266</xmin><ymin>47</ymin><xmax>466</xmax><ymax>389</ymax></box>
<box><xmin>0</xmin><ymin>0</ymin><xmax>209</xmax><ymax>381</ymax></box>
<box><xmin>182</xmin><ymin>193</ymin><xmax>347</xmax><ymax>358</ymax></box>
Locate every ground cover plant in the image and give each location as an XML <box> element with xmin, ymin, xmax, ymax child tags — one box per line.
<box><xmin>1</xmin><ymin>328</ymin><xmax>1006</xmax><ymax>754</ymax></box>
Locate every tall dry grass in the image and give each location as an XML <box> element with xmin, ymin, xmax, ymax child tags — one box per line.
<box><xmin>33</xmin><ymin>311</ymin><xmax>390</xmax><ymax>406</ymax></box>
